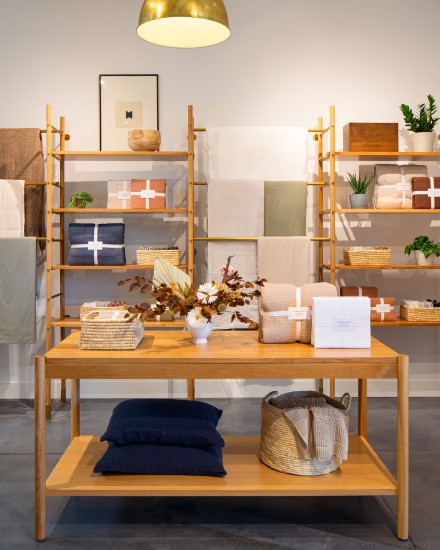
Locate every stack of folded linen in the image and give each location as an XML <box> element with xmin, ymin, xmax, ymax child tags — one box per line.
<box><xmin>94</xmin><ymin>399</ymin><xmax>227</xmax><ymax>477</ymax></box>
<box><xmin>412</xmin><ymin>176</ymin><xmax>440</xmax><ymax>209</ymax></box>
<box><xmin>370</xmin><ymin>297</ymin><xmax>397</xmax><ymax>322</ymax></box>
<box><xmin>340</xmin><ymin>285</ymin><xmax>378</xmax><ymax>298</ymax></box>
<box><xmin>373</xmin><ymin>164</ymin><xmax>428</xmax><ymax>208</ymax></box>
<box><xmin>259</xmin><ymin>282</ymin><xmax>337</xmax><ymax>344</ymax></box>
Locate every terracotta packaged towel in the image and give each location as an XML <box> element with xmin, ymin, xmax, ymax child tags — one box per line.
<box><xmin>131</xmin><ymin>179</ymin><xmax>166</xmax><ymax>209</ymax></box>
<box><xmin>259</xmin><ymin>282</ymin><xmax>337</xmax><ymax>344</ymax></box>
<box><xmin>340</xmin><ymin>286</ymin><xmax>378</xmax><ymax>298</ymax></box>
<box><xmin>412</xmin><ymin>177</ymin><xmax>440</xmax><ymax>209</ymax></box>
<box><xmin>370</xmin><ymin>297</ymin><xmax>396</xmax><ymax>322</ymax></box>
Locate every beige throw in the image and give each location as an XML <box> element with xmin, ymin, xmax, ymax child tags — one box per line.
<box><xmin>258</xmin><ymin>236</ymin><xmax>311</xmax><ymax>285</ymax></box>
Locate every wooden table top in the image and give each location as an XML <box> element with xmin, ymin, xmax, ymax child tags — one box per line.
<box><xmin>42</xmin><ymin>331</ymin><xmax>401</xmax><ymax>380</ymax></box>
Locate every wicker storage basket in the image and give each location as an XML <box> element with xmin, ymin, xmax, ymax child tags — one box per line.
<box><xmin>259</xmin><ymin>390</ymin><xmax>351</xmax><ymax>476</ymax></box>
<box><xmin>400</xmin><ymin>305</ymin><xmax>440</xmax><ymax>322</ymax></box>
<box><xmin>80</xmin><ymin>303</ymin><xmax>127</xmax><ymax>320</ymax></box>
<box><xmin>343</xmin><ymin>247</ymin><xmax>391</xmax><ymax>266</ymax></box>
<box><xmin>136</xmin><ymin>247</ymin><xmax>180</xmax><ymax>266</ymax></box>
<box><xmin>80</xmin><ymin>310</ymin><xmax>144</xmax><ymax>350</ymax></box>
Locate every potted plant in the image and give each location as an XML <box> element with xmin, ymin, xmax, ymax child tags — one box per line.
<box><xmin>346</xmin><ymin>171</ymin><xmax>373</xmax><ymax>209</ymax></box>
<box><xmin>67</xmin><ymin>191</ymin><xmax>94</xmax><ymax>208</ymax></box>
<box><xmin>404</xmin><ymin>235</ymin><xmax>440</xmax><ymax>266</ymax></box>
<box><xmin>400</xmin><ymin>94</ymin><xmax>439</xmax><ymax>152</ymax></box>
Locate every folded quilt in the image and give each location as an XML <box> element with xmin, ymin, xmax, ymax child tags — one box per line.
<box><xmin>412</xmin><ymin>177</ymin><xmax>440</xmax><ymax>209</ymax></box>
<box><xmin>68</xmin><ymin>223</ymin><xmax>126</xmax><ymax>266</ymax></box>
<box><xmin>131</xmin><ymin>179</ymin><xmax>166</xmax><ymax>209</ymax></box>
<box><xmin>259</xmin><ymin>282</ymin><xmax>337</xmax><ymax>343</ymax></box>
<box><xmin>107</xmin><ymin>180</ymin><xmax>131</xmax><ymax>208</ymax></box>
<box><xmin>374</xmin><ymin>164</ymin><xmax>428</xmax><ymax>185</ymax></box>
<box><xmin>373</xmin><ymin>185</ymin><xmax>412</xmax><ymax>208</ymax></box>
<box><xmin>370</xmin><ymin>297</ymin><xmax>396</xmax><ymax>322</ymax></box>
<box><xmin>340</xmin><ymin>286</ymin><xmax>378</xmax><ymax>298</ymax></box>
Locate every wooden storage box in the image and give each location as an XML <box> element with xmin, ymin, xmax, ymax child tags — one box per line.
<box><xmin>343</xmin><ymin>123</ymin><xmax>398</xmax><ymax>152</ymax></box>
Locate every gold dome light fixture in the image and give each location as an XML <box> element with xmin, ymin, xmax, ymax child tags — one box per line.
<box><xmin>137</xmin><ymin>0</ymin><xmax>230</xmax><ymax>48</ymax></box>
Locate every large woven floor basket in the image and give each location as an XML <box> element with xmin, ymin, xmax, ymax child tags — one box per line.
<box><xmin>80</xmin><ymin>310</ymin><xmax>144</xmax><ymax>350</ymax></box>
<box><xmin>259</xmin><ymin>390</ymin><xmax>351</xmax><ymax>476</ymax></box>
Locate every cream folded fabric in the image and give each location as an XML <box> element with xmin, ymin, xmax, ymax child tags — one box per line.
<box><xmin>373</xmin><ymin>185</ymin><xmax>412</xmax><ymax>208</ymax></box>
<box><xmin>258</xmin><ymin>236</ymin><xmax>311</xmax><ymax>286</ymax></box>
<box><xmin>374</xmin><ymin>164</ymin><xmax>428</xmax><ymax>185</ymax></box>
<box><xmin>259</xmin><ymin>282</ymin><xmax>337</xmax><ymax>343</ymax></box>
<box><xmin>0</xmin><ymin>179</ymin><xmax>25</xmax><ymax>237</ymax></box>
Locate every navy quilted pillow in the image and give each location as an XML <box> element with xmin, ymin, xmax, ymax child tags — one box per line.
<box><xmin>100</xmin><ymin>398</ymin><xmax>224</xmax><ymax>448</ymax></box>
<box><xmin>93</xmin><ymin>442</ymin><xmax>227</xmax><ymax>477</ymax></box>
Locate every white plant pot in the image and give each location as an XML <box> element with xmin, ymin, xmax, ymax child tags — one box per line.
<box><xmin>414</xmin><ymin>250</ymin><xmax>434</xmax><ymax>266</ymax></box>
<box><xmin>411</xmin><ymin>132</ymin><xmax>436</xmax><ymax>152</ymax></box>
<box><xmin>185</xmin><ymin>318</ymin><xmax>214</xmax><ymax>344</ymax></box>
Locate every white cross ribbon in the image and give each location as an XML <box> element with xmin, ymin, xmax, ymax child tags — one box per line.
<box><xmin>131</xmin><ymin>180</ymin><xmax>165</xmax><ymax>208</ymax></box>
<box><xmin>263</xmin><ymin>287</ymin><xmax>311</xmax><ymax>342</ymax></box>
<box><xmin>71</xmin><ymin>224</ymin><xmax>124</xmax><ymax>265</ymax></box>
<box><xmin>371</xmin><ymin>297</ymin><xmax>392</xmax><ymax>321</ymax></box>
<box><xmin>394</xmin><ymin>167</ymin><xmax>411</xmax><ymax>207</ymax></box>
<box><xmin>412</xmin><ymin>177</ymin><xmax>440</xmax><ymax>208</ymax></box>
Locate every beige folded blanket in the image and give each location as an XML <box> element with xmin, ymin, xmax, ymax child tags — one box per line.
<box><xmin>373</xmin><ymin>185</ymin><xmax>412</xmax><ymax>208</ymax></box>
<box><xmin>259</xmin><ymin>282</ymin><xmax>337</xmax><ymax>343</ymax></box>
<box><xmin>374</xmin><ymin>163</ymin><xmax>428</xmax><ymax>185</ymax></box>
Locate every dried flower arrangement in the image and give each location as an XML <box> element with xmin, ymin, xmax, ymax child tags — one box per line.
<box><xmin>118</xmin><ymin>256</ymin><xmax>265</xmax><ymax>329</ymax></box>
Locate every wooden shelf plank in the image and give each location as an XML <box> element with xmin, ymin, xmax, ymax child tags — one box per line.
<box><xmin>335</xmin><ymin>151</ymin><xmax>440</xmax><ymax>158</ymax></box>
<box><xmin>322</xmin><ymin>264</ymin><xmax>440</xmax><ymax>270</ymax></box>
<box><xmin>53</xmin><ymin>150</ymin><xmax>187</xmax><ymax>159</ymax></box>
<box><xmin>53</xmin><ymin>208</ymin><xmax>188</xmax><ymax>214</ymax></box>
<box><xmin>52</xmin><ymin>264</ymin><xmax>188</xmax><ymax>271</ymax></box>
<box><xmin>46</xmin><ymin>435</ymin><xmax>397</xmax><ymax>497</ymax></box>
<box><xmin>334</xmin><ymin>208</ymin><xmax>440</xmax><ymax>214</ymax></box>
<box><xmin>51</xmin><ymin>317</ymin><xmax>185</xmax><ymax>329</ymax></box>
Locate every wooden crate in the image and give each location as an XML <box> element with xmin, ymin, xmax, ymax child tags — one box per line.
<box><xmin>343</xmin><ymin>123</ymin><xmax>398</xmax><ymax>152</ymax></box>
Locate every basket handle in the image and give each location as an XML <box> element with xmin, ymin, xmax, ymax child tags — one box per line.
<box><xmin>263</xmin><ymin>390</ymin><xmax>279</xmax><ymax>404</ymax></box>
<box><xmin>340</xmin><ymin>392</ymin><xmax>351</xmax><ymax>411</ymax></box>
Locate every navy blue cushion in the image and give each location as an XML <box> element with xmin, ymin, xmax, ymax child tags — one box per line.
<box><xmin>93</xmin><ymin>442</ymin><xmax>227</xmax><ymax>477</ymax></box>
<box><xmin>100</xmin><ymin>398</ymin><xmax>224</xmax><ymax>448</ymax></box>
<box><xmin>68</xmin><ymin>223</ymin><xmax>126</xmax><ymax>266</ymax></box>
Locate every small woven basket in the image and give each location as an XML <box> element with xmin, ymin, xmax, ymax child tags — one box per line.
<box><xmin>136</xmin><ymin>247</ymin><xmax>180</xmax><ymax>266</ymax></box>
<box><xmin>343</xmin><ymin>247</ymin><xmax>391</xmax><ymax>266</ymax></box>
<box><xmin>80</xmin><ymin>310</ymin><xmax>144</xmax><ymax>350</ymax></box>
<box><xmin>400</xmin><ymin>305</ymin><xmax>440</xmax><ymax>322</ymax></box>
<box><xmin>259</xmin><ymin>390</ymin><xmax>351</xmax><ymax>476</ymax></box>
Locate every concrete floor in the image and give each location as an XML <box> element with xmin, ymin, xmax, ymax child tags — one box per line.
<box><xmin>1</xmin><ymin>396</ymin><xmax>439</xmax><ymax>549</ymax></box>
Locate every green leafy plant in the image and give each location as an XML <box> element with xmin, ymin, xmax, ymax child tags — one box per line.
<box><xmin>67</xmin><ymin>192</ymin><xmax>94</xmax><ymax>208</ymax></box>
<box><xmin>400</xmin><ymin>94</ymin><xmax>440</xmax><ymax>133</ymax></box>
<box><xmin>404</xmin><ymin>235</ymin><xmax>440</xmax><ymax>258</ymax></box>
<box><xmin>346</xmin><ymin>171</ymin><xmax>374</xmax><ymax>194</ymax></box>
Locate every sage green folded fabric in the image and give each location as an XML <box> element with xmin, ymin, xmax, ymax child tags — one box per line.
<box><xmin>264</xmin><ymin>181</ymin><xmax>307</xmax><ymax>236</ymax></box>
<box><xmin>0</xmin><ymin>237</ymin><xmax>36</xmax><ymax>343</ymax></box>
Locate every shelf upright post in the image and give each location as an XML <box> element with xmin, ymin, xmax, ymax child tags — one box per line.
<box><xmin>59</xmin><ymin>116</ymin><xmax>67</xmax><ymax>403</ymax></box>
<box><xmin>329</xmin><ymin>106</ymin><xmax>336</xmax><ymax>286</ymax></box>
<box><xmin>187</xmin><ymin>105</ymin><xmax>195</xmax><ymax>400</ymax></box>
<box><xmin>45</xmin><ymin>105</ymin><xmax>53</xmax><ymax>418</ymax></box>
<box><xmin>317</xmin><ymin>116</ymin><xmax>324</xmax><ymax>282</ymax></box>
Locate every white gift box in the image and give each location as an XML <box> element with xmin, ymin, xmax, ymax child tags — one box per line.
<box><xmin>312</xmin><ymin>296</ymin><xmax>371</xmax><ymax>348</ymax></box>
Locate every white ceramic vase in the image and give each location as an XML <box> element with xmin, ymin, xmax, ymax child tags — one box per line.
<box><xmin>185</xmin><ymin>318</ymin><xmax>214</xmax><ymax>344</ymax></box>
<box><xmin>414</xmin><ymin>250</ymin><xmax>434</xmax><ymax>266</ymax></box>
<box><xmin>411</xmin><ymin>132</ymin><xmax>435</xmax><ymax>152</ymax></box>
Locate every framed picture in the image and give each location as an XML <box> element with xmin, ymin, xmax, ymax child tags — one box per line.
<box><xmin>99</xmin><ymin>74</ymin><xmax>159</xmax><ymax>151</ymax></box>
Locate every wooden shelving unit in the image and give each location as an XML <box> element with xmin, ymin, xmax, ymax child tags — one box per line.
<box><xmin>44</xmin><ymin>105</ymin><xmax>196</xmax><ymax>411</ymax></box>
<box><xmin>312</xmin><ymin>106</ymin><xmax>440</xmax><ymax>327</ymax></box>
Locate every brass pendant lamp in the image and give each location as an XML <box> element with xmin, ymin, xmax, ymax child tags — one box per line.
<box><xmin>137</xmin><ymin>0</ymin><xmax>230</xmax><ymax>48</ymax></box>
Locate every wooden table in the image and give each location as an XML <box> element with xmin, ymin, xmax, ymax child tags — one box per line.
<box><xmin>34</xmin><ymin>331</ymin><xmax>409</xmax><ymax>541</ymax></box>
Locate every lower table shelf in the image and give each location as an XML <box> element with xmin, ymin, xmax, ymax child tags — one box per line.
<box><xmin>47</xmin><ymin>435</ymin><xmax>397</xmax><ymax>498</ymax></box>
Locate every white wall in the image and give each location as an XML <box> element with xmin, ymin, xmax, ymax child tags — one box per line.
<box><xmin>0</xmin><ymin>0</ymin><xmax>439</xmax><ymax>399</ymax></box>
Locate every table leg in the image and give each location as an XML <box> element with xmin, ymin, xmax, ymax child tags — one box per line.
<box><xmin>71</xmin><ymin>379</ymin><xmax>80</xmax><ymax>439</ymax></box>
<box><xmin>45</xmin><ymin>379</ymin><xmax>51</xmax><ymax>420</ymax></box>
<box><xmin>187</xmin><ymin>379</ymin><xmax>195</xmax><ymax>400</ymax></box>
<box><xmin>396</xmin><ymin>354</ymin><xmax>409</xmax><ymax>540</ymax></box>
<box><xmin>34</xmin><ymin>356</ymin><xmax>46</xmax><ymax>541</ymax></box>
<box><xmin>60</xmin><ymin>379</ymin><xmax>67</xmax><ymax>403</ymax></box>
<box><xmin>329</xmin><ymin>379</ymin><xmax>336</xmax><ymax>398</ymax></box>
<box><xmin>358</xmin><ymin>378</ymin><xmax>367</xmax><ymax>437</ymax></box>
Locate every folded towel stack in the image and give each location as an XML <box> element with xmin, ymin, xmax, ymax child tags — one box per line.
<box><xmin>373</xmin><ymin>164</ymin><xmax>428</xmax><ymax>208</ymax></box>
<box><xmin>412</xmin><ymin>177</ymin><xmax>440</xmax><ymax>209</ymax></box>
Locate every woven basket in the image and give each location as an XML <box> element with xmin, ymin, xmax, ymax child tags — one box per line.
<box><xmin>80</xmin><ymin>310</ymin><xmax>144</xmax><ymax>350</ymax></box>
<box><xmin>136</xmin><ymin>248</ymin><xmax>180</xmax><ymax>266</ymax></box>
<box><xmin>259</xmin><ymin>390</ymin><xmax>351</xmax><ymax>476</ymax></box>
<box><xmin>400</xmin><ymin>305</ymin><xmax>440</xmax><ymax>322</ymax></box>
<box><xmin>343</xmin><ymin>247</ymin><xmax>391</xmax><ymax>266</ymax></box>
<box><xmin>80</xmin><ymin>304</ymin><xmax>127</xmax><ymax>320</ymax></box>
